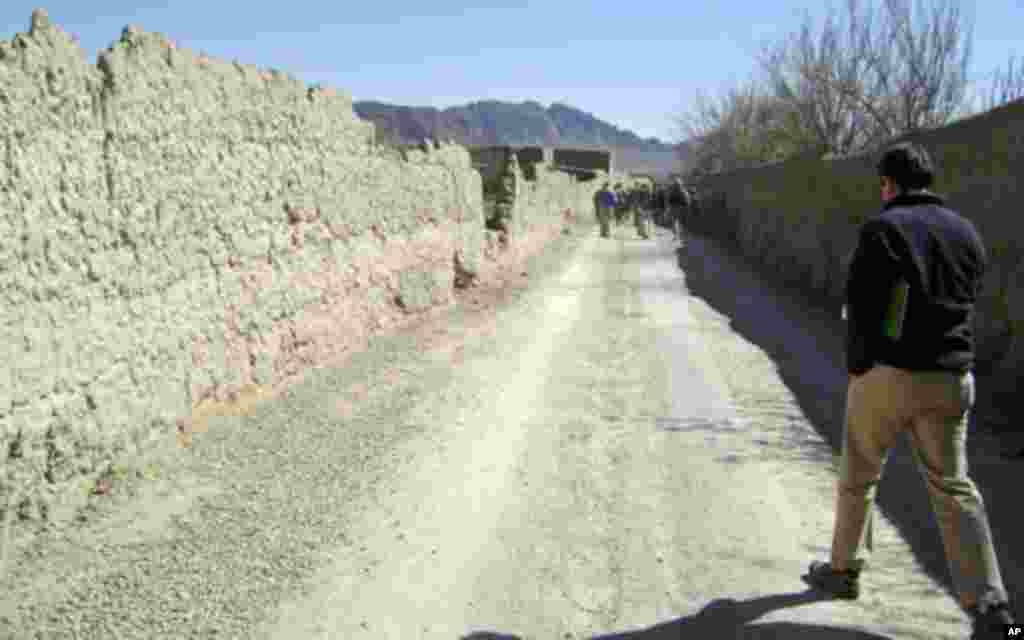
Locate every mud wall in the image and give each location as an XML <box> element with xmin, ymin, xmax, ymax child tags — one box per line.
<box><xmin>0</xmin><ymin>12</ymin><xmax>595</xmax><ymax>523</ymax></box>
<box><xmin>691</xmin><ymin>98</ymin><xmax>1024</xmax><ymax>420</ymax></box>
<box><xmin>514</xmin><ymin>163</ymin><xmax>597</xmax><ymax>239</ymax></box>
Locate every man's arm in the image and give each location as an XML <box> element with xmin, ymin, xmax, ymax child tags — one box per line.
<box><xmin>845</xmin><ymin>220</ymin><xmax>901</xmax><ymax>375</ymax></box>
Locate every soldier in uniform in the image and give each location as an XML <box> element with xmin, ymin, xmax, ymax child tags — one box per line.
<box><xmin>593</xmin><ymin>182</ymin><xmax>616</xmax><ymax>238</ymax></box>
<box><xmin>650</xmin><ymin>183</ymin><xmax>665</xmax><ymax>228</ymax></box>
<box><xmin>614</xmin><ymin>183</ymin><xmax>629</xmax><ymax>226</ymax></box>
<box><xmin>667</xmin><ymin>178</ymin><xmax>691</xmax><ymax>242</ymax></box>
<box><xmin>687</xmin><ymin>185</ymin><xmax>700</xmax><ymax>230</ymax></box>
<box><xmin>633</xmin><ymin>183</ymin><xmax>652</xmax><ymax>239</ymax></box>
<box><xmin>624</xmin><ymin>184</ymin><xmax>636</xmax><ymax>232</ymax></box>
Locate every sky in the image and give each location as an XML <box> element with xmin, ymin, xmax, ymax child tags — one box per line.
<box><xmin>2</xmin><ymin>1</ymin><xmax>1022</xmax><ymax>142</ymax></box>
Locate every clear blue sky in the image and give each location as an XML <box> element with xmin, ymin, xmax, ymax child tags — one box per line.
<box><xmin>3</xmin><ymin>2</ymin><xmax>1021</xmax><ymax>142</ymax></box>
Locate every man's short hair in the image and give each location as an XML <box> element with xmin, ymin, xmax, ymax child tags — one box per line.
<box><xmin>876</xmin><ymin>142</ymin><xmax>935</xmax><ymax>191</ymax></box>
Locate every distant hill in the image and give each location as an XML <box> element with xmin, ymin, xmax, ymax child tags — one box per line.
<box><xmin>353</xmin><ymin>99</ymin><xmax>683</xmax><ymax>175</ymax></box>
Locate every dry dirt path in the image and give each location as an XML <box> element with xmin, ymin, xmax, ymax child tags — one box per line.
<box><xmin>0</xmin><ymin>220</ymin><xmax>985</xmax><ymax>639</ymax></box>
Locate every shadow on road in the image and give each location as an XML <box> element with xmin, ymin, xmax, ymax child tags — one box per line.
<box><xmin>671</xmin><ymin>233</ymin><xmax>1021</xmax><ymax>612</ymax></box>
<box><xmin>462</xmin><ymin>591</ymin><xmax>892</xmax><ymax>639</ymax></box>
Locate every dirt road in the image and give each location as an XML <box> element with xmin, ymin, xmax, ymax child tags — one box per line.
<box><xmin>2</xmin><ymin>220</ymin><xmax>1008</xmax><ymax>639</ymax></box>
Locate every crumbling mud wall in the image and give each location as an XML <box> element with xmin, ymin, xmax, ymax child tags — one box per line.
<box><xmin>692</xmin><ymin>98</ymin><xmax>1024</xmax><ymax>425</ymax></box>
<box><xmin>0</xmin><ymin>12</ymin><xmax>592</xmax><ymax>525</ymax></box>
<box><xmin>475</xmin><ymin>148</ymin><xmax>603</xmax><ymax>265</ymax></box>
<box><xmin>500</xmin><ymin>161</ymin><xmax>598</xmax><ymax>264</ymax></box>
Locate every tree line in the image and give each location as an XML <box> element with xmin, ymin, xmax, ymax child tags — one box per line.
<box><xmin>676</xmin><ymin>0</ymin><xmax>1024</xmax><ymax>177</ymax></box>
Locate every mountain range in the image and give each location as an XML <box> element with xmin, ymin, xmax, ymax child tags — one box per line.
<box><xmin>353</xmin><ymin>100</ymin><xmax>682</xmax><ymax>175</ymax></box>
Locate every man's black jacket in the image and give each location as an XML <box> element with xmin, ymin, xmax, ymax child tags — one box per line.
<box><xmin>845</xmin><ymin>191</ymin><xmax>987</xmax><ymax>375</ymax></box>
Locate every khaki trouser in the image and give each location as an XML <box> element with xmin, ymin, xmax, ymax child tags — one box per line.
<box><xmin>831</xmin><ymin>365</ymin><xmax>1007</xmax><ymax>609</ymax></box>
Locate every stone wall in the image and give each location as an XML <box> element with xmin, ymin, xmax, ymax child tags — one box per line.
<box><xmin>691</xmin><ymin>98</ymin><xmax>1024</xmax><ymax>424</ymax></box>
<box><xmin>0</xmin><ymin>12</ymin><xmax>596</xmax><ymax>524</ymax></box>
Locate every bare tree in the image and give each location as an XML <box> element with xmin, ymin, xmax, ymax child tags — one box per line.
<box><xmin>673</xmin><ymin>0</ymin><xmax>973</xmax><ymax>175</ymax></box>
<box><xmin>674</xmin><ymin>81</ymin><xmax>795</xmax><ymax>174</ymax></box>
<box><xmin>986</xmin><ymin>53</ymin><xmax>1024</xmax><ymax>109</ymax></box>
<box><xmin>674</xmin><ymin>86</ymin><xmax>739</xmax><ymax>175</ymax></box>
<box><xmin>758</xmin><ymin>0</ymin><xmax>973</xmax><ymax>157</ymax></box>
<box><xmin>758</xmin><ymin>0</ymin><xmax>885</xmax><ymax>156</ymax></box>
<box><xmin>871</xmin><ymin>0</ymin><xmax>974</xmax><ymax>131</ymax></box>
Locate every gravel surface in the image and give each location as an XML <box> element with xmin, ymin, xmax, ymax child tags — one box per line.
<box><xmin>0</xmin><ymin>222</ymin><xmax>591</xmax><ymax>640</ymax></box>
<box><xmin>3</xmin><ymin>219</ymin><xmax>1016</xmax><ymax>639</ymax></box>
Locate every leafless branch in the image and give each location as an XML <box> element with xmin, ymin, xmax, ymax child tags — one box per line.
<box><xmin>757</xmin><ymin>0</ymin><xmax>973</xmax><ymax>155</ymax></box>
<box><xmin>986</xmin><ymin>53</ymin><xmax>1024</xmax><ymax>109</ymax></box>
<box><xmin>674</xmin><ymin>0</ymin><xmax>975</xmax><ymax>173</ymax></box>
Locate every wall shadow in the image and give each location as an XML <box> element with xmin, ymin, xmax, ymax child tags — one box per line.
<box><xmin>671</xmin><ymin>232</ymin><xmax>1021</xmax><ymax>611</ymax></box>
<box><xmin>462</xmin><ymin>591</ymin><xmax>893</xmax><ymax>639</ymax></box>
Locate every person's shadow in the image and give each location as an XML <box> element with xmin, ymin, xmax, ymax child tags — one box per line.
<box><xmin>461</xmin><ymin>591</ymin><xmax>893</xmax><ymax>639</ymax></box>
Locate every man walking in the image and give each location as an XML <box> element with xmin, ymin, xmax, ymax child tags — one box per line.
<box><xmin>633</xmin><ymin>184</ymin><xmax>652</xmax><ymax>239</ymax></box>
<box><xmin>614</xmin><ymin>183</ymin><xmax>629</xmax><ymax>227</ymax></box>
<box><xmin>593</xmin><ymin>182</ymin><xmax>615</xmax><ymax>238</ymax></box>
<box><xmin>686</xmin><ymin>185</ymin><xmax>700</xmax><ymax>230</ymax></box>
<box><xmin>803</xmin><ymin>143</ymin><xmax>1016</xmax><ymax>638</ymax></box>
<box><xmin>652</xmin><ymin>183</ymin><xmax>668</xmax><ymax>229</ymax></box>
<box><xmin>667</xmin><ymin>178</ymin><xmax>691</xmax><ymax>242</ymax></box>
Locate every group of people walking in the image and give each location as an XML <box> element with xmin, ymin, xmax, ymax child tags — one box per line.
<box><xmin>591</xmin><ymin>144</ymin><xmax>1017</xmax><ymax>639</ymax></box>
<box><xmin>592</xmin><ymin>178</ymin><xmax>695</xmax><ymax>241</ymax></box>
